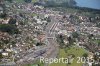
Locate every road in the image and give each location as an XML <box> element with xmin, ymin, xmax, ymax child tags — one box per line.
<box><xmin>44</xmin><ymin>16</ymin><xmax>59</xmax><ymax>66</ymax></box>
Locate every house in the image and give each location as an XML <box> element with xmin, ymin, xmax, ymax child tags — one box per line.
<box><xmin>58</xmin><ymin>30</ymin><xmax>68</xmax><ymax>35</ymax></box>
<box><xmin>37</xmin><ymin>19</ymin><xmax>42</xmax><ymax>24</ymax></box>
<box><xmin>88</xmin><ymin>52</ymin><xmax>94</xmax><ymax>59</ymax></box>
<box><xmin>0</xmin><ymin>32</ymin><xmax>10</xmax><ymax>41</ymax></box>
<box><xmin>34</xmin><ymin>5</ymin><xmax>44</xmax><ymax>9</ymax></box>
<box><xmin>2</xmin><ymin>52</ymin><xmax>8</xmax><ymax>56</ymax></box>
<box><xmin>0</xmin><ymin>49</ymin><xmax>3</xmax><ymax>53</ymax></box>
<box><xmin>0</xmin><ymin>17</ymin><xmax>10</xmax><ymax>24</ymax></box>
<box><xmin>5</xmin><ymin>48</ymin><xmax>12</xmax><ymax>52</ymax></box>
<box><xmin>37</xmin><ymin>33</ymin><xmax>45</xmax><ymax>43</ymax></box>
<box><xmin>88</xmin><ymin>62</ymin><xmax>92</xmax><ymax>66</ymax></box>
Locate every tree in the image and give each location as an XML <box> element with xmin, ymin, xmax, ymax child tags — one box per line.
<box><xmin>5</xmin><ymin>0</ymin><xmax>12</xmax><ymax>3</ymax></box>
<box><xmin>83</xmin><ymin>53</ymin><xmax>88</xmax><ymax>58</ymax></box>
<box><xmin>24</xmin><ymin>0</ymin><xmax>32</xmax><ymax>3</ymax></box>
<box><xmin>56</xmin><ymin>34</ymin><xmax>65</xmax><ymax>48</ymax></box>
<box><xmin>72</xmin><ymin>32</ymin><xmax>79</xmax><ymax>38</ymax></box>
<box><xmin>8</xmin><ymin>18</ymin><xmax>16</xmax><ymax>25</ymax></box>
<box><xmin>0</xmin><ymin>24</ymin><xmax>19</xmax><ymax>34</ymax></box>
<box><xmin>67</xmin><ymin>36</ymin><xmax>74</xmax><ymax>45</ymax></box>
<box><xmin>96</xmin><ymin>23</ymin><xmax>100</xmax><ymax>28</ymax></box>
<box><xmin>47</xmin><ymin>17</ymin><xmax>51</xmax><ymax>22</ymax></box>
<box><xmin>36</xmin><ymin>42</ymin><xmax>42</xmax><ymax>46</ymax></box>
<box><xmin>45</xmin><ymin>0</ymin><xmax>57</xmax><ymax>7</ymax></box>
<box><xmin>98</xmin><ymin>40</ymin><xmax>100</xmax><ymax>46</ymax></box>
<box><xmin>58</xmin><ymin>34</ymin><xmax>64</xmax><ymax>43</ymax></box>
<box><xmin>45</xmin><ymin>0</ymin><xmax>76</xmax><ymax>7</ymax></box>
<box><xmin>88</xmin><ymin>34</ymin><xmax>94</xmax><ymax>39</ymax></box>
<box><xmin>0</xmin><ymin>13</ymin><xmax>7</xmax><ymax>18</ymax></box>
<box><xmin>0</xmin><ymin>53</ymin><xmax>3</xmax><ymax>59</ymax></box>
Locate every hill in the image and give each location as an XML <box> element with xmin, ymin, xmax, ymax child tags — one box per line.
<box><xmin>31</xmin><ymin>0</ymin><xmax>76</xmax><ymax>7</ymax></box>
<box><xmin>5</xmin><ymin>0</ymin><xmax>76</xmax><ymax>7</ymax></box>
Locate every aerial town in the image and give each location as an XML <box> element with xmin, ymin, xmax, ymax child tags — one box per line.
<box><xmin>0</xmin><ymin>0</ymin><xmax>100</xmax><ymax>66</ymax></box>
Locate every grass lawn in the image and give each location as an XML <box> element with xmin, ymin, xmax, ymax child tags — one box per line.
<box><xmin>49</xmin><ymin>46</ymin><xmax>88</xmax><ymax>66</ymax></box>
<box><xmin>49</xmin><ymin>49</ymin><xmax>67</xmax><ymax>66</ymax></box>
<box><xmin>23</xmin><ymin>60</ymin><xmax>44</xmax><ymax>66</ymax></box>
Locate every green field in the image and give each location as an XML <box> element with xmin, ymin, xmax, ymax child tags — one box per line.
<box><xmin>49</xmin><ymin>46</ymin><xmax>87</xmax><ymax>66</ymax></box>
<box><xmin>24</xmin><ymin>60</ymin><xmax>44</xmax><ymax>66</ymax></box>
